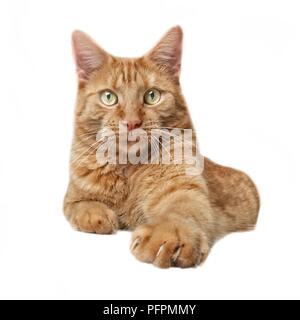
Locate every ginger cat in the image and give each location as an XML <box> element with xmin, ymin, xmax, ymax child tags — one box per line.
<box><xmin>64</xmin><ymin>26</ymin><xmax>260</xmax><ymax>268</ymax></box>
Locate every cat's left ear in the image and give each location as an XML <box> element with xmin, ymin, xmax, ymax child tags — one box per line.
<box><xmin>146</xmin><ymin>26</ymin><xmax>183</xmax><ymax>78</ymax></box>
<box><xmin>72</xmin><ymin>30</ymin><xmax>108</xmax><ymax>81</ymax></box>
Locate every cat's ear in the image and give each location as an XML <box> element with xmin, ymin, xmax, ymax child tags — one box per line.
<box><xmin>72</xmin><ymin>30</ymin><xmax>108</xmax><ymax>81</ymax></box>
<box><xmin>146</xmin><ymin>26</ymin><xmax>183</xmax><ymax>77</ymax></box>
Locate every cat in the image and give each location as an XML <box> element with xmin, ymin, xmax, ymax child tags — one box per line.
<box><xmin>64</xmin><ymin>26</ymin><xmax>260</xmax><ymax>268</ymax></box>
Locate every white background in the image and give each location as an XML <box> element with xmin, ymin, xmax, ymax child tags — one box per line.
<box><xmin>0</xmin><ymin>0</ymin><xmax>299</xmax><ymax>300</ymax></box>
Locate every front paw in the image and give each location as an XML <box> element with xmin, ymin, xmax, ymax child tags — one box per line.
<box><xmin>69</xmin><ymin>201</ymin><xmax>118</xmax><ymax>234</ymax></box>
<box><xmin>130</xmin><ymin>221</ymin><xmax>209</xmax><ymax>268</ymax></box>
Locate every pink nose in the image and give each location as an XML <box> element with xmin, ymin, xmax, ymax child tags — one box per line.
<box><xmin>124</xmin><ymin>120</ymin><xmax>142</xmax><ymax>131</ymax></box>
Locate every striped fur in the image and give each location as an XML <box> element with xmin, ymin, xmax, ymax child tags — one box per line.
<box><xmin>64</xmin><ymin>27</ymin><xmax>260</xmax><ymax>268</ymax></box>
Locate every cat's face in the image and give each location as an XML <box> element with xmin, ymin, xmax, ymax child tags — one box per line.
<box><xmin>73</xmin><ymin>26</ymin><xmax>191</xmax><ymax>138</ymax></box>
<box><xmin>77</xmin><ymin>57</ymin><xmax>182</xmax><ymax>133</ymax></box>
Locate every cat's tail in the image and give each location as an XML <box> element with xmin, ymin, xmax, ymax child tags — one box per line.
<box><xmin>203</xmin><ymin>158</ymin><xmax>260</xmax><ymax>238</ymax></box>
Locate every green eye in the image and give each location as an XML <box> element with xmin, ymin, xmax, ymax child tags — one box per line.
<box><xmin>99</xmin><ymin>90</ymin><xmax>118</xmax><ymax>106</ymax></box>
<box><xmin>144</xmin><ymin>89</ymin><xmax>161</xmax><ymax>105</ymax></box>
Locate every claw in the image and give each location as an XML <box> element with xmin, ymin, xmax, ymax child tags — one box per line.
<box><xmin>171</xmin><ymin>246</ymin><xmax>182</xmax><ymax>263</ymax></box>
<box><xmin>130</xmin><ymin>237</ymin><xmax>140</xmax><ymax>251</ymax></box>
<box><xmin>156</xmin><ymin>243</ymin><xmax>166</xmax><ymax>258</ymax></box>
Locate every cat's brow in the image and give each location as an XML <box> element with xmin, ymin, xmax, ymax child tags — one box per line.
<box><xmin>111</xmin><ymin>60</ymin><xmax>145</xmax><ymax>88</ymax></box>
<box><xmin>123</xmin><ymin>61</ymin><xmax>134</xmax><ymax>84</ymax></box>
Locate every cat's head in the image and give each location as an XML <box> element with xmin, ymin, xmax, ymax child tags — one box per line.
<box><xmin>72</xmin><ymin>26</ymin><xmax>191</xmax><ymax>137</ymax></box>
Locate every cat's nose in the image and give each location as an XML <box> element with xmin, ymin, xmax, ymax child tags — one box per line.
<box><xmin>123</xmin><ymin>120</ymin><xmax>143</xmax><ymax>131</ymax></box>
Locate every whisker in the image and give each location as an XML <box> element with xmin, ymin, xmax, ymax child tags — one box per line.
<box><xmin>158</xmin><ymin>127</ymin><xmax>196</xmax><ymax>131</ymax></box>
<box><xmin>71</xmin><ymin>140</ymin><xmax>103</xmax><ymax>165</ymax></box>
<box><xmin>72</xmin><ymin>136</ymin><xmax>115</xmax><ymax>169</ymax></box>
<box><xmin>71</xmin><ymin>133</ymin><xmax>116</xmax><ymax>166</ymax></box>
<box><xmin>158</xmin><ymin>130</ymin><xmax>197</xmax><ymax>147</ymax></box>
<box><xmin>150</xmin><ymin>137</ymin><xmax>160</xmax><ymax>163</ymax></box>
<box><xmin>152</xmin><ymin>135</ymin><xmax>173</xmax><ymax>163</ymax></box>
<box><xmin>72</xmin><ymin>146</ymin><xmax>100</xmax><ymax>170</ymax></box>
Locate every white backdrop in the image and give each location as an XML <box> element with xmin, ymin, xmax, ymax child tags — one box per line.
<box><xmin>0</xmin><ymin>0</ymin><xmax>299</xmax><ymax>300</ymax></box>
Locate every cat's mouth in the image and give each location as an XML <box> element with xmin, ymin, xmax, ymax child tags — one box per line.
<box><xmin>118</xmin><ymin>129</ymin><xmax>150</xmax><ymax>150</ymax></box>
<box><xmin>94</xmin><ymin>123</ymin><xmax>199</xmax><ymax>167</ymax></box>
<box><xmin>104</xmin><ymin>126</ymin><xmax>152</xmax><ymax>144</ymax></box>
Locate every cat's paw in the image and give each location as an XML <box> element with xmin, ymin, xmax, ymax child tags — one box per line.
<box><xmin>70</xmin><ymin>202</ymin><xmax>118</xmax><ymax>234</ymax></box>
<box><xmin>130</xmin><ymin>221</ymin><xmax>209</xmax><ymax>268</ymax></box>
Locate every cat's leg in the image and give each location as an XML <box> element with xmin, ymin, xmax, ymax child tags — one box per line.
<box><xmin>64</xmin><ymin>184</ymin><xmax>118</xmax><ymax>234</ymax></box>
<box><xmin>130</xmin><ymin>172</ymin><xmax>215</xmax><ymax>268</ymax></box>
<box><xmin>131</xmin><ymin>217</ymin><xmax>210</xmax><ymax>268</ymax></box>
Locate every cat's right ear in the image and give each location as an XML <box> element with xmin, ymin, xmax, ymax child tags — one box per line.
<box><xmin>72</xmin><ymin>30</ymin><xmax>108</xmax><ymax>81</ymax></box>
<box><xmin>146</xmin><ymin>26</ymin><xmax>183</xmax><ymax>78</ymax></box>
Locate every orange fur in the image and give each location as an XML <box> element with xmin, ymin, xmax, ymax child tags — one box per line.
<box><xmin>64</xmin><ymin>26</ymin><xmax>260</xmax><ymax>268</ymax></box>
